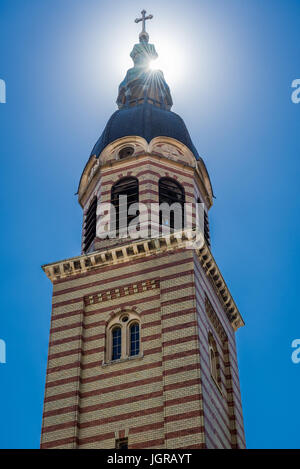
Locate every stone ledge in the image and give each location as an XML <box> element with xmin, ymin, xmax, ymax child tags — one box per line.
<box><xmin>42</xmin><ymin>229</ymin><xmax>244</xmax><ymax>332</ymax></box>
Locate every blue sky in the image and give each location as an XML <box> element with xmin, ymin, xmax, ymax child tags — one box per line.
<box><xmin>0</xmin><ymin>0</ymin><xmax>299</xmax><ymax>449</ymax></box>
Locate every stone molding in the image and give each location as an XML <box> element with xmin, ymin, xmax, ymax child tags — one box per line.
<box><xmin>42</xmin><ymin>229</ymin><xmax>244</xmax><ymax>332</ymax></box>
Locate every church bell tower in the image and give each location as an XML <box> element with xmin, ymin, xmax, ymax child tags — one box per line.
<box><xmin>41</xmin><ymin>11</ymin><xmax>246</xmax><ymax>449</ymax></box>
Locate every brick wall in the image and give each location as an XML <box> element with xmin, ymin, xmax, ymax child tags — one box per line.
<box><xmin>41</xmin><ymin>148</ymin><xmax>244</xmax><ymax>449</ymax></box>
<box><xmin>41</xmin><ymin>246</ymin><xmax>244</xmax><ymax>449</ymax></box>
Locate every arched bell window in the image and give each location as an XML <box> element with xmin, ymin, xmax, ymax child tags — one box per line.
<box><xmin>84</xmin><ymin>196</ymin><xmax>97</xmax><ymax>252</ymax></box>
<box><xmin>197</xmin><ymin>196</ymin><xmax>210</xmax><ymax>247</ymax></box>
<box><xmin>159</xmin><ymin>178</ymin><xmax>185</xmax><ymax>231</ymax></box>
<box><xmin>111</xmin><ymin>177</ymin><xmax>139</xmax><ymax>235</ymax></box>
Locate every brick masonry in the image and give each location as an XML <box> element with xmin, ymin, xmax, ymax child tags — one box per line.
<box><xmin>41</xmin><ymin>247</ymin><xmax>245</xmax><ymax>449</ymax></box>
<box><xmin>41</xmin><ymin>147</ymin><xmax>245</xmax><ymax>449</ymax></box>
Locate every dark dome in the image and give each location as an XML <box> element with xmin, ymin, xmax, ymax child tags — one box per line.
<box><xmin>90</xmin><ymin>103</ymin><xmax>200</xmax><ymax>160</ymax></box>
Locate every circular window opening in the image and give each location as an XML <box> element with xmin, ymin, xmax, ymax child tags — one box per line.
<box><xmin>118</xmin><ymin>146</ymin><xmax>134</xmax><ymax>159</ymax></box>
<box><xmin>121</xmin><ymin>316</ymin><xmax>129</xmax><ymax>323</ymax></box>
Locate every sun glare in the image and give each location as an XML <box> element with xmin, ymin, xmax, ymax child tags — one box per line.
<box><xmin>147</xmin><ymin>36</ymin><xmax>186</xmax><ymax>87</ymax></box>
<box><xmin>149</xmin><ymin>60</ymin><xmax>158</xmax><ymax>70</ymax></box>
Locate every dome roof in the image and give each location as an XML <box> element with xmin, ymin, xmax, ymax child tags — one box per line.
<box><xmin>90</xmin><ymin>102</ymin><xmax>200</xmax><ymax>160</ymax></box>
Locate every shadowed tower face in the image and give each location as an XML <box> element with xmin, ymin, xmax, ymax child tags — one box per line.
<box><xmin>41</xmin><ymin>11</ymin><xmax>246</xmax><ymax>449</ymax></box>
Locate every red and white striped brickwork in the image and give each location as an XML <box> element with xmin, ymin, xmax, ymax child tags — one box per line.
<box><xmin>41</xmin><ymin>147</ymin><xmax>245</xmax><ymax>449</ymax></box>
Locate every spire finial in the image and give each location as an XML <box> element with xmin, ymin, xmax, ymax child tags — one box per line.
<box><xmin>134</xmin><ymin>9</ymin><xmax>153</xmax><ymax>43</ymax></box>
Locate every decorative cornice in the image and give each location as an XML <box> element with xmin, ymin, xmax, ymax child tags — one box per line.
<box><xmin>198</xmin><ymin>244</ymin><xmax>245</xmax><ymax>332</ymax></box>
<box><xmin>42</xmin><ymin>229</ymin><xmax>244</xmax><ymax>332</ymax></box>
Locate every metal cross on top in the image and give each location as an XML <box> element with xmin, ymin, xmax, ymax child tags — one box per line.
<box><xmin>135</xmin><ymin>9</ymin><xmax>153</xmax><ymax>34</ymax></box>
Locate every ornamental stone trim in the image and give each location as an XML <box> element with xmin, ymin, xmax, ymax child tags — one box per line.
<box><xmin>42</xmin><ymin>229</ymin><xmax>244</xmax><ymax>332</ymax></box>
<box><xmin>198</xmin><ymin>243</ymin><xmax>244</xmax><ymax>332</ymax></box>
<box><xmin>84</xmin><ymin>279</ymin><xmax>159</xmax><ymax>307</ymax></box>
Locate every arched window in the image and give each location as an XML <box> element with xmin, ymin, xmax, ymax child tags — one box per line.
<box><xmin>159</xmin><ymin>178</ymin><xmax>185</xmax><ymax>231</ymax></box>
<box><xmin>111</xmin><ymin>178</ymin><xmax>139</xmax><ymax>235</ymax></box>
<box><xmin>209</xmin><ymin>346</ymin><xmax>217</xmax><ymax>380</ymax></box>
<box><xmin>129</xmin><ymin>323</ymin><xmax>140</xmax><ymax>356</ymax></box>
<box><xmin>208</xmin><ymin>332</ymin><xmax>221</xmax><ymax>388</ymax></box>
<box><xmin>197</xmin><ymin>197</ymin><xmax>210</xmax><ymax>247</ymax></box>
<box><xmin>115</xmin><ymin>438</ymin><xmax>128</xmax><ymax>449</ymax></box>
<box><xmin>112</xmin><ymin>327</ymin><xmax>122</xmax><ymax>361</ymax></box>
<box><xmin>84</xmin><ymin>197</ymin><xmax>97</xmax><ymax>252</ymax></box>
<box><xmin>106</xmin><ymin>311</ymin><xmax>141</xmax><ymax>363</ymax></box>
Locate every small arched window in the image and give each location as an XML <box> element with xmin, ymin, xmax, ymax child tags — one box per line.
<box><xmin>209</xmin><ymin>346</ymin><xmax>217</xmax><ymax>379</ymax></box>
<box><xmin>106</xmin><ymin>311</ymin><xmax>141</xmax><ymax>363</ymax></box>
<box><xmin>129</xmin><ymin>323</ymin><xmax>140</xmax><ymax>357</ymax></box>
<box><xmin>84</xmin><ymin>197</ymin><xmax>97</xmax><ymax>252</ymax></box>
<box><xmin>159</xmin><ymin>178</ymin><xmax>185</xmax><ymax>231</ymax></box>
<box><xmin>115</xmin><ymin>438</ymin><xmax>128</xmax><ymax>449</ymax></box>
<box><xmin>208</xmin><ymin>332</ymin><xmax>221</xmax><ymax>388</ymax></box>
<box><xmin>112</xmin><ymin>327</ymin><xmax>122</xmax><ymax>361</ymax></box>
<box><xmin>111</xmin><ymin>177</ymin><xmax>139</xmax><ymax>235</ymax></box>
